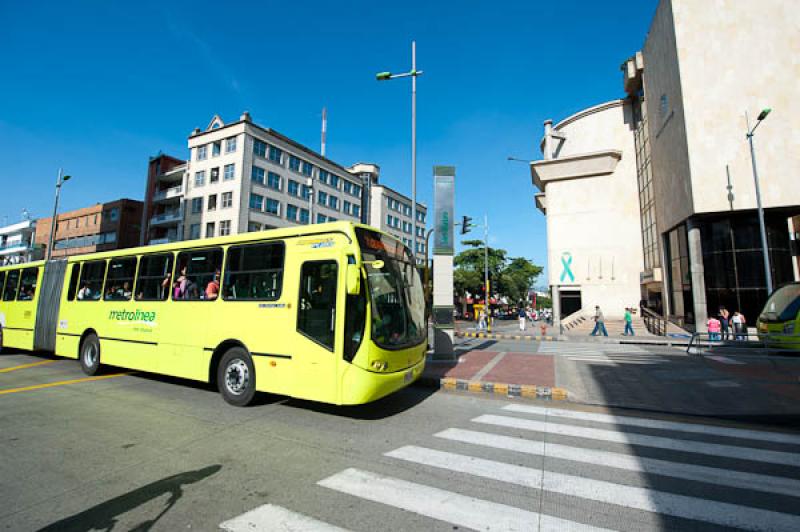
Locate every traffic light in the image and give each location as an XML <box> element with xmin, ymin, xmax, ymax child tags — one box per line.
<box><xmin>461</xmin><ymin>215</ymin><xmax>473</xmax><ymax>234</ymax></box>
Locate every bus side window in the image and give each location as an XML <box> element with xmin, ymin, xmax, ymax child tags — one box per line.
<box><xmin>136</xmin><ymin>254</ymin><xmax>174</xmax><ymax>301</ymax></box>
<box><xmin>104</xmin><ymin>257</ymin><xmax>137</xmax><ymax>301</ymax></box>
<box><xmin>17</xmin><ymin>268</ymin><xmax>39</xmax><ymax>301</ymax></box>
<box><xmin>0</xmin><ymin>271</ymin><xmax>5</xmax><ymax>298</ymax></box>
<box><xmin>174</xmin><ymin>248</ymin><xmax>223</xmax><ymax>301</ymax></box>
<box><xmin>77</xmin><ymin>261</ymin><xmax>106</xmax><ymax>301</ymax></box>
<box><xmin>223</xmin><ymin>242</ymin><xmax>284</xmax><ymax>301</ymax></box>
<box><xmin>67</xmin><ymin>264</ymin><xmax>80</xmax><ymax>301</ymax></box>
<box><xmin>2</xmin><ymin>270</ymin><xmax>20</xmax><ymax>301</ymax></box>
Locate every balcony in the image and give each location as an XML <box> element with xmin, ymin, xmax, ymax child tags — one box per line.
<box><xmin>150</xmin><ymin>209</ymin><xmax>183</xmax><ymax>226</ymax></box>
<box><xmin>152</xmin><ymin>185</ymin><xmax>183</xmax><ymax>202</ymax></box>
<box><xmin>0</xmin><ymin>242</ymin><xmax>32</xmax><ymax>255</ymax></box>
<box><xmin>149</xmin><ymin>236</ymin><xmax>177</xmax><ymax>245</ymax></box>
<box><xmin>155</xmin><ymin>165</ymin><xmax>187</xmax><ymax>182</ymax></box>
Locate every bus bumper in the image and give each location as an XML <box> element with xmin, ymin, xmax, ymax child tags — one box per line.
<box><xmin>340</xmin><ymin>356</ymin><xmax>426</xmax><ymax>405</ymax></box>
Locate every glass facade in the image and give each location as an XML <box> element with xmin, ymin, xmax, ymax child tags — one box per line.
<box><xmin>665</xmin><ymin>224</ymin><xmax>694</xmax><ymax>330</ymax></box>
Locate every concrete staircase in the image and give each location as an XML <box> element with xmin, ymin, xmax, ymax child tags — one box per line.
<box><xmin>564</xmin><ymin>316</ymin><xmax>656</xmax><ymax>337</ymax></box>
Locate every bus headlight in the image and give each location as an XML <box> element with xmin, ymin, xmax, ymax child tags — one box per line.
<box><xmin>371</xmin><ymin>360</ymin><xmax>388</xmax><ymax>371</ymax></box>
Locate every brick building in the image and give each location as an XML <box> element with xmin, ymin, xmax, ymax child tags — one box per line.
<box><xmin>35</xmin><ymin>199</ymin><xmax>143</xmax><ymax>258</ymax></box>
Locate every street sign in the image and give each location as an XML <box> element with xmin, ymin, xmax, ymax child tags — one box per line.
<box><xmin>433</xmin><ymin>166</ymin><xmax>455</xmax><ymax>255</ymax></box>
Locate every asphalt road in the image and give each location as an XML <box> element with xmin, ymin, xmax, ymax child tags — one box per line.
<box><xmin>2</xmin><ymin>350</ymin><xmax>800</xmax><ymax>531</ymax></box>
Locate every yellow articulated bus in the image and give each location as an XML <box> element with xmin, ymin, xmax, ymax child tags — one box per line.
<box><xmin>0</xmin><ymin>222</ymin><xmax>427</xmax><ymax>406</ymax></box>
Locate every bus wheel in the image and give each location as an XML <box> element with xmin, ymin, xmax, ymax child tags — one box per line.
<box><xmin>217</xmin><ymin>347</ymin><xmax>256</xmax><ymax>407</ymax></box>
<box><xmin>79</xmin><ymin>334</ymin><xmax>101</xmax><ymax>376</ymax></box>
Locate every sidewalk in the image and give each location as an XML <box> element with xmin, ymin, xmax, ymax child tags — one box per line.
<box><xmin>418</xmin><ymin>338</ymin><xmax>800</xmax><ymax>424</ymax></box>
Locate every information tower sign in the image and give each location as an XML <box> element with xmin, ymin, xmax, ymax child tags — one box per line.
<box><xmin>432</xmin><ymin>165</ymin><xmax>456</xmax><ymax>359</ymax></box>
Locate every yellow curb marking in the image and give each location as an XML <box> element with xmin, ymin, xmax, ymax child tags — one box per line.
<box><xmin>520</xmin><ymin>385</ymin><xmax>538</xmax><ymax>398</ymax></box>
<box><xmin>552</xmin><ymin>388</ymin><xmax>568</xmax><ymax>400</ymax></box>
<box><xmin>494</xmin><ymin>383</ymin><xmax>509</xmax><ymax>395</ymax></box>
<box><xmin>0</xmin><ymin>360</ymin><xmax>58</xmax><ymax>373</ymax></box>
<box><xmin>441</xmin><ymin>378</ymin><xmax>457</xmax><ymax>389</ymax></box>
<box><xmin>467</xmin><ymin>381</ymin><xmax>482</xmax><ymax>392</ymax></box>
<box><xmin>0</xmin><ymin>373</ymin><xmax>131</xmax><ymax>396</ymax></box>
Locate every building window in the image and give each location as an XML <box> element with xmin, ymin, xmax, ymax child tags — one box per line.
<box><xmin>416</xmin><ymin>226</ymin><xmax>424</xmax><ymax>238</ymax></box>
<box><xmin>265</xmin><ymin>198</ymin><xmax>280</xmax><ymax>216</ymax></box>
<box><xmin>206</xmin><ymin>222</ymin><xmax>215</xmax><ymax>238</ymax></box>
<box><xmin>328</xmin><ymin>217</ymin><xmax>336</xmax><ymax>222</ymax></box>
<box><xmin>267</xmin><ymin>172</ymin><xmax>282</xmax><ymax>190</ymax></box>
<box><xmin>343</xmin><ymin>201</ymin><xmax>352</xmax><ymax>215</ymax></box>
<box><xmin>251</xmin><ymin>166</ymin><xmax>265</xmax><ymax>185</ymax></box>
<box><xmin>403</xmin><ymin>205</ymin><xmax>411</xmax><ymax>217</ymax></box>
<box><xmin>194</xmin><ymin>171</ymin><xmax>205</xmax><ymax>187</ymax></box>
<box><xmin>212</xmin><ymin>141</ymin><xmax>221</xmax><ymax>157</ymax></box>
<box><xmin>302</xmin><ymin>184</ymin><xmax>312</xmax><ymax>200</ymax></box>
<box><xmin>353</xmin><ymin>184</ymin><xmax>362</xmax><ymax>198</ymax></box>
<box><xmin>191</xmin><ymin>197</ymin><xmax>203</xmax><ymax>214</ymax></box>
<box><xmin>328</xmin><ymin>196</ymin><xmax>339</xmax><ymax>210</ymax></box>
<box><xmin>254</xmin><ymin>139</ymin><xmax>266</xmax><ymax>158</ymax></box>
<box><xmin>269</xmin><ymin>145</ymin><xmax>282</xmax><ymax>164</ymax></box>
<box><xmin>248</xmin><ymin>222</ymin><xmax>262</xmax><ymax>232</ymax></box>
<box><xmin>189</xmin><ymin>223</ymin><xmax>201</xmax><ymax>239</ymax></box>
<box><xmin>222</xmin><ymin>191</ymin><xmax>233</xmax><ymax>208</ymax></box>
<box><xmin>208</xmin><ymin>194</ymin><xmax>217</xmax><ymax>211</ymax></box>
<box><xmin>225</xmin><ymin>136</ymin><xmax>237</xmax><ymax>153</ymax></box>
<box><xmin>220</xmin><ymin>220</ymin><xmax>231</xmax><ymax>236</ymax></box>
<box><xmin>301</xmin><ymin>161</ymin><xmax>313</xmax><ymax>177</ymax></box>
<box><xmin>317</xmin><ymin>213</ymin><xmax>327</xmax><ymax>223</ymax></box>
<box><xmin>223</xmin><ymin>163</ymin><xmax>235</xmax><ymax>180</ymax></box>
<box><xmin>197</xmin><ymin>145</ymin><xmax>207</xmax><ymax>160</ymax></box>
<box><xmin>286</xmin><ymin>204</ymin><xmax>298</xmax><ymax>221</ymax></box>
<box><xmin>289</xmin><ymin>155</ymin><xmax>301</xmax><ymax>172</ymax></box>
<box><xmin>329</xmin><ymin>174</ymin><xmax>339</xmax><ymax>189</ymax></box>
<box><xmin>250</xmin><ymin>193</ymin><xmax>264</xmax><ymax>211</ymax></box>
<box><xmin>319</xmin><ymin>169</ymin><xmax>329</xmax><ymax>184</ymax></box>
<box><xmin>416</xmin><ymin>211</ymin><xmax>425</xmax><ymax>223</ymax></box>
<box><xmin>386</xmin><ymin>214</ymin><xmax>392</xmax><ymax>226</ymax></box>
<box><xmin>288</xmin><ymin>180</ymin><xmax>299</xmax><ymax>196</ymax></box>
<box><xmin>343</xmin><ymin>181</ymin><xmax>352</xmax><ymax>195</ymax></box>
<box><xmin>353</xmin><ymin>205</ymin><xmax>360</xmax><ymax>218</ymax></box>
<box><xmin>318</xmin><ymin>191</ymin><xmax>328</xmax><ymax>205</ymax></box>
<box><xmin>300</xmin><ymin>208</ymin><xmax>310</xmax><ymax>224</ymax></box>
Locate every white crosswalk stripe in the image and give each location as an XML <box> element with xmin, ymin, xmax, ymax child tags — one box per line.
<box><xmin>220</xmin><ymin>504</ymin><xmax>350</xmax><ymax>532</ymax></box>
<box><xmin>225</xmin><ymin>403</ymin><xmax>800</xmax><ymax>531</ymax></box>
<box><xmin>386</xmin><ymin>445</ymin><xmax>800</xmax><ymax>531</ymax></box>
<box><xmin>538</xmin><ymin>342</ymin><xmax>670</xmax><ymax>364</ymax></box>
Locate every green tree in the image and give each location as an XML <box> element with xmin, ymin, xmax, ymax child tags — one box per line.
<box><xmin>454</xmin><ymin>240</ymin><xmax>543</xmax><ymax>305</ymax></box>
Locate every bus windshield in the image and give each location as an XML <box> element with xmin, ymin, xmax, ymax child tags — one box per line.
<box><xmin>356</xmin><ymin>228</ymin><xmax>425</xmax><ymax>349</ymax></box>
<box><xmin>759</xmin><ymin>283</ymin><xmax>800</xmax><ymax>323</ymax></box>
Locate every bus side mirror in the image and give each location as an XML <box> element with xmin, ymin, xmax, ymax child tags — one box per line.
<box><xmin>346</xmin><ymin>264</ymin><xmax>361</xmax><ymax>295</ymax></box>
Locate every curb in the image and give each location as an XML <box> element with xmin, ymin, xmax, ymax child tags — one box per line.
<box><xmin>417</xmin><ymin>375</ymin><xmax>568</xmax><ymax>401</ymax></box>
<box><xmin>455</xmin><ymin>331</ymin><xmax>557</xmax><ymax>342</ymax></box>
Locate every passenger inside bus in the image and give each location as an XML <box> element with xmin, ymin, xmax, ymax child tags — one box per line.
<box><xmin>77</xmin><ymin>282</ymin><xmax>92</xmax><ymax>300</ymax></box>
<box><xmin>205</xmin><ymin>270</ymin><xmax>220</xmax><ymax>300</ymax></box>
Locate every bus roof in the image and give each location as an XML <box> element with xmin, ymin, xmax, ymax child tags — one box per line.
<box><xmin>44</xmin><ymin>222</ymin><xmax>402</xmax><ymax>263</ymax></box>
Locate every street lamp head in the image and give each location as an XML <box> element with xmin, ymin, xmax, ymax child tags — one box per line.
<box><xmin>757</xmin><ymin>108</ymin><xmax>771</xmax><ymax>121</ymax></box>
<box><xmin>63</xmin><ymin>175</ymin><xmax>72</xmax><ymax>182</ymax></box>
<box><xmin>376</xmin><ymin>71</ymin><xmax>392</xmax><ymax>81</ymax></box>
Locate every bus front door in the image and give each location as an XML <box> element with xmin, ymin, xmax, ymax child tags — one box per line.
<box><xmin>295</xmin><ymin>259</ymin><xmax>340</xmax><ymax>402</ymax></box>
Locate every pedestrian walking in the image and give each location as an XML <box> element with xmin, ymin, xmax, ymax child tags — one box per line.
<box><xmin>707</xmin><ymin>315</ymin><xmax>722</xmax><ymax>341</ymax></box>
<box><xmin>477</xmin><ymin>309</ymin><xmax>486</xmax><ymax>331</ymax></box>
<box><xmin>623</xmin><ymin>307</ymin><xmax>635</xmax><ymax>336</ymax></box>
<box><xmin>719</xmin><ymin>306</ymin><xmax>730</xmax><ymax>340</ymax></box>
<box><xmin>590</xmin><ymin>306</ymin><xmax>608</xmax><ymax>336</ymax></box>
<box><xmin>732</xmin><ymin>311</ymin><xmax>746</xmax><ymax>340</ymax></box>
<box><xmin>518</xmin><ymin>306</ymin><xmax>527</xmax><ymax>331</ymax></box>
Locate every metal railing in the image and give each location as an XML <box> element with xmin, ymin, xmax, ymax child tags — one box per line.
<box><xmin>641</xmin><ymin>307</ymin><xmax>668</xmax><ymax>336</ymax></box>
<box><xmin>152</xmin><ymin>185</ymin><xmax>183</xmax><ymax>201</ymax></box>
<box><xmin>687</xmin><ymin>331</ymin><xmax>799</xmax><ymax>355</ymax></box>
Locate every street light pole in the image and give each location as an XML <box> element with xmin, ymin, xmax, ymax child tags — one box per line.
<box><xmin>376</xmin><ymin>41</ymin><xmax>423</xmax><ymax>261</ymax></box>
<box><xmin>484</xmin><ymin>214</ymin><xmax>490</xmax><ymax>333</ymax></box>
<box><xmin>46</xmin><ymin>169</ymin><xmax>71</xmax><ymax>262</ymax></box>
<box><xmin>306</xmin><ymin>177</ymin><xmax>314</xmax><ymax>224</ymax></box>
<box><xmin>746</xmin><ymin>108</ymin><xmax>773</xmax><ymax>294</ymax></box>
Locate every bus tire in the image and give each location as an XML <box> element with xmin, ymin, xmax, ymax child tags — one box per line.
<box><xmin>79</xmin><ymin>333</ymin><xmax>101</xmax><ymax>376</ymax></box>
<box><xmin>217</xmin><ymin>347</ymin><xmax>256</xmax><ymax>407</ymax></box>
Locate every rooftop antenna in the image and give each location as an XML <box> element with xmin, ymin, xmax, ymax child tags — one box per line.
<box><xmin>321</xmin><ymin>107</ymin><xmax>327</xmax><ymax>157</ymax></box>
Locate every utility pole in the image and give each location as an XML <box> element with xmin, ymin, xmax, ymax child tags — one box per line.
<box><xmin>746</xmin><ymin>108</ymin><xmax>773</xmax><ymax>294</ymax></box>
<box><xmin>46</xmin><ymin>169</ymin><xmax>71</xmax><ymax>261</ymax></box>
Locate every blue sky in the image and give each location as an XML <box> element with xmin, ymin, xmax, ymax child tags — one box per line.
<box><xmin>0</xmin><ymin>0</ymin><xmax>658</xmax><ymax>282</ymax></box>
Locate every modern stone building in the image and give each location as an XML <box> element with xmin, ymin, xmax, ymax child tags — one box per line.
<box><xmin>35</xmin><ymin>199</ymin><xmax>143</xmax><ymax>259</ymax></box>
<box><xmin>531</xmin><ymin>0</ymin><xmax>800</xmax><ymax>332</ymax></box>
<box><xmin>0</xmin><ymin>219</ymin><xmax>39</xmax><ymax>265</ymax></box>
<box><xmin>140</xmin><ymin>154</ymin><xmax>187</xmax><ymax>245</ymax></box>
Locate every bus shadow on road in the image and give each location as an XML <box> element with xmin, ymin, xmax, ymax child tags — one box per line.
<box><xmin>37</xmin><ymin>464</ymin><xmax>222</xmax><ymax>532</ymax></box>
<box><xmin>282</xmin><ymin>385</ymin><xmax>438</xmax><ymax>420</ymax></box>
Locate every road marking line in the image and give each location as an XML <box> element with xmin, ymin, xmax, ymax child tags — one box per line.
<box><xmin>219</xmin><ymin>503</ymin><xmax>350</xmax><ymax>532</ymax></box>
<box><xmin>0</xmin><ymin>373</ymin><xmax>131</xmax><ymax>396</ymax></box>
<box><xmin>436</xmin><ymin>428</ymin><xmax>800</xmax><ymax>497</ymax></box>
<box><xmin>385</xmin><ymin>445</ymin><xmax>799</xmax><ymax>531</ymax></box>
<box><xmin>706</xmin><ymin>355</ymin><xmax>747</xmax><ymax>365</ymax></box>
<box><xmin>471</xmin><ymin>351</ymin><xmax>507</xmax><ymax>381</ymax></box>
<box><xmin>0</xmin><ymin>360</ymin><xmax>58</xmax><ymax>373</ymax></box>
<box><xmin>502</xmin><ymin>404</ymin><xmax>800</xmax><ymax>446</ymax></box>
<box><xmin>318</xmin><ymin>468</ymin><xmax>609</xmax><ymax>532</ymax></box>
<box><xmin>472</xmin><ymin>414</ymin><xmax>800</xmax><ymax>466</ymax></box>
